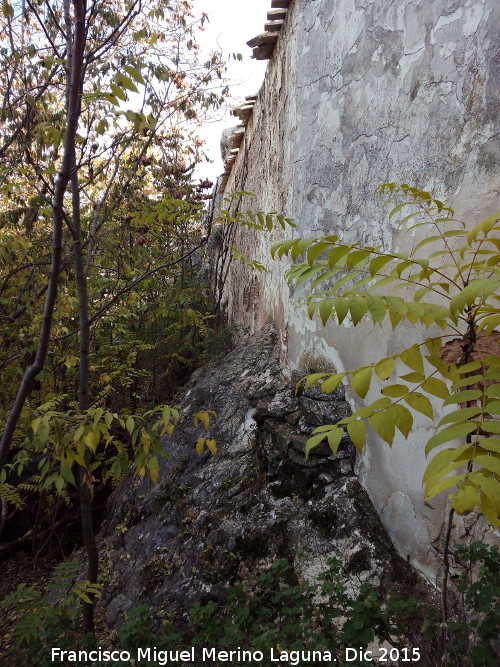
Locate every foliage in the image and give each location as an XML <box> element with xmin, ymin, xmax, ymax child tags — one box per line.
<box><xmin>2</xmin><ymin>544</ymin><xmax>498</xmax><ymax>666</ymax></box>
<box><xmin>0</xmin><ymin>559</ymin><xmax>96</xmax><ymax>657</ymax></box>
<box><xmin>0</xmin><ymin>403</ymin><xmax>217</xmax><ymax>513</ymax></box>
<box><xmin>0</xmin><ymin>0</ymin><xmax>231</xmax><ymax>633</ymax></box>
<box><xmin>271</xmin><ymin>184</ymin><xmax>500</xmax><ymax>527</ymax></box>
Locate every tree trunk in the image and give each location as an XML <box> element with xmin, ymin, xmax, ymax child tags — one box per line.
<box><xmin>0</xmin><ymin>0</ymin><xmax>85</xmax><ymax>471</ymax></box>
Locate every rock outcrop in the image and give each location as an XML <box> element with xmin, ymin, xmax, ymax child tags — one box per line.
<box><xmin>100</xmin><ymin>325</ymin><xmax>424</xmax><ymax>627</ymax></box>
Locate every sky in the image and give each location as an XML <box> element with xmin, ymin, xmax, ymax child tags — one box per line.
<box><xmin>192</xmin><ymin>0</ymin><xmax>271</xmax><ymax>183</ymax></box>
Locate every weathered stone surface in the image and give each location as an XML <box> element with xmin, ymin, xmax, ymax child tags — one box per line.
<box><xmin>299</xmin><ymin>395</ymin><xmax>352</xmax><ymax>427</ymax></box>
<box><xmin>100</xmin><ymin>326</ymin><xmax>423</xmax><ymax>628</ymax></box>
<box><xmin>221</xmin><ymin>0</ymin><xmax>499</xmax><ymax>578</ymax></box>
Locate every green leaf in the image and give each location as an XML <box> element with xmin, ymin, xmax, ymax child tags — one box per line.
<box><xmin>205</xmin><ymin>439</ymin><xmax>217</xmax><ymax>456</ymax></box>
<box><xmin>486</xmin><ymin>384</ymin><xmax>500</xmax><ymax>398</ymax></box>
<box><xmin>349</xmin><ymin>296</ymin><xmax>368</xmax><ymax>325</ymax></box>
<box><xmin>443</xmin><ymin>389</ymin><xmax>483</xmax><ymax>406</ymax></box>
<box><xmin>423</xmin><ymin>443</ymin><xmax>472</xmax><ymax>486</ymax></box>
<box><xmin>307</xmin><ymin>241</ymin><xmax>331</xmax><ymax>265</ymax></box>
<box><xmin>346</xmin><ymin>249</ymin><xmax>371</xmax><ymax>269</ymax></box>
<box><xmin>303</xmin><ymin>373</ymin><xmax>327</xmax><ymax>392</ymax></box>
<box><xmin>473</xmin><ymin>455</ymin><xmax>500</xmax><ymax>475</ymax></box>
<box><xmin>54</xmin><ymin>475</ymin><xmax>65</xmax><ymax>492</ymax></box>
<box><xmin>467</xmin><ymin>213</ymin><xmax>500</xmax><ymax>243</ymax></box>
<box><xmin>318</xmin><ymin>299</ymin><xmax>333</xmax><ymax>325</ymax></box>
<box><xmin>425</xmin><ymin>422</ymin><xmax>477</xmax><ymax>455</ymax></box>
<box><xmin>123</xmin><ymin>64</ymin><xmax>146</xmax><ymax>84</ymax></box>
<box><xmin>351</xmin><ymin>367</ymin><xmax>372</xmax><ymax>399</ymax></box>
<box><xmin>195</xmin><ymin>437</ymin><xmax>205</xmax><ymax>455</ymax></box>
<box><xmin>291</xmin><ymin>238</ymin><xmax>314</xmax><ymax>261</ymax></box>
<box><xmin>389</xmin><ymin>201</ymin><xmax>416</xmax><ymax>220</ymax></box>
<box><xmin>437</xmin><ymin>406</ymin><xmax>481</xmax><ymax>427</ymax></box>
<box><xmin>334</xmin><ymin>297</ymin><xmax>350</xmax><ymax>324</ymax></box>
<box><xmin>481</xmin><ymin>421</ymin><xmax>500</xmax><ymax>434</ymax></box>
<box><xmin>328</xmin><ymin>245</ymin><xmax>351</xmax><ymax>267</ymax></box>
<box><xmin>147</xmin><ymin>457</ymin><xmax>159</xmax><ymax>483</ymax></box>
<box><xmin>73</xmin><ymin>424</ymin><xmax>84</xmax><ymax>443</ymax></box>
<box><xmin>60</xmin><ymin>461</ymin><xmax>76</xmax><ymax>487</ymax></box>
<box><xmin>452</xmin><ymin>374</ymin><xmax>483</xmax><ymax>390</ymax></box>
<box><xmin>366</xmin><ymin>295</ymin><xmax>387</xmax><ymax>325</ymax></box>
<box><xmin>126</xmin><ymin>416</ymin><xmax>135</xmax><ymax>435</ymax></box>
<box><xmin>404</xmin><ymin>392</ymin><xmax>434</xmax><ymax>419</ymax></box>
<box><xmin>478</xmin><ymin>438</ymin><xmax>500</xmax><ymax>453</ymax></box>
<box><xmin>347</xmin><ymin>420</ymin><xmax>366</xmax><ymax>452</ymax></box>
<box><xmin>118</xmin><ymin>74</ymin><xmax>139</xmax><ymax>92</ymax></box>
<box><xmin>110</xmin><ymin>83</ymin><xmax>127</xmax><ymax>101</ymax></box>
<box><xmin>469</xmin><ymin>472</ymin><xmax>500</xmax><ymax>507</ymax></box>
<box><xmin>369</xmin><ymin>255</ymin><xmax>393</xmax><ymax>276</ymax></box>
<box><xmin>84</xmin><ymin>430</ymin><xmax>98</xmax><ymax>453</ymax></box>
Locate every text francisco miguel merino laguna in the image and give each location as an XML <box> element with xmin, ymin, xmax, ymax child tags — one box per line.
<box><xmin>51</xmin><ymin>646</ymin><xmax>422</xmax><ymax>664</ymax></box>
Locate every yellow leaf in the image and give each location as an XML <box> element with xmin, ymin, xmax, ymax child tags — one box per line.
<box><xmin>374</xmin><ymin>357</ymin><xmax>395</xmax><ymax>381</ymax></box>
<box><xmin>400</xmin><ymin>345</ymin><xmax>424</xmax><ymax>374</ymax></box>
<box><xmin>321</xmin><ymin>373</ymin><xmax>344</xmax><ymax>394</ymax></box>
<box><xmin>205</xmin><ymin>439</ymin><xmax>217</xmax><ymax>456</ymax></box>
<box><xmin>195</xmin><ymin>437</ymin><xmax>205</xmax><ymax>455</ymax></box>
<box><xmin>425</xmin><ymin>473</ymin><xmax>467</xmax><ymax>500</ymax></box>
<box><xmin>351</xmin><ymin>367</ymin><xmax>372</xmax><ymax>399</ymax></box>
<box><xmin>194</xmin><ymin>412</ymin><xmax>210</xmax><ymax>430</ymax></box>
<box><xmin>347</xmin><ymin>420</ymin><xmax>366</xmax><ymax>452</ymax></box>
<box><xmin>451</xmin><ymin>481</ymin><xmax>479</xmax><ymax>514</ymax></box>
<box><xmin>404</xmin><ymin>392</ymin><xmax>434</xmax><ymax>420</ymax></box>
<box><xmin>84</xmin><ymin>430</ymin><xmax>98</xmax><ymax>453</ymax></box>
<box><xmin>147</xmin><ymin>457</ymin><xmax>159</xmax><ymax>484</ymax></box>
<box><xmin>126</xmin><ymin>416</ymin><xmax>135</xmax><ymax>435</ymax></box>
<box><xmin>369</xmin><ymin>411</ymin><xmax>395</xmax><ymax>446</ymax></box>
<box><xmin>421</xmin><ymin>377</ymin><xmax>450</xmax><ymax>399</ymax></box>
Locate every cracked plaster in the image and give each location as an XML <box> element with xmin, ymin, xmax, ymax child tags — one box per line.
<box><xmin>221</xmin><ymin>0</ymin><xmax>499</xmax><ymax>577</ymax></box>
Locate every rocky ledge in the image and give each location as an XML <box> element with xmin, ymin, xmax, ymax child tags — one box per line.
<box><xmin>100</xmin><ymin>324</ymin><xmax>425</xmax><ymax>628</ymax></box>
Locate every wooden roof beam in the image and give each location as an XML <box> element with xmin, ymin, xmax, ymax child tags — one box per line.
<box><xmin>252</xmin><ymin>44</ymin><xmax>275</xmax><ymax>60</ymax></box>
<box><xmin>267</xmin><ymin>9</ymin><xmax>287</xmax><ymax>21</ymax></box>
<box><xmin>264</xmin><ymin>20</ymin><xmax>284</xmax><ymax>32</ymax></box>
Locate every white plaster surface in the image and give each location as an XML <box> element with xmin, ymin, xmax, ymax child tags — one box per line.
<box><xmin>221</xmin><ymin>0</ymin><xmax>499</xmax><ymax>577</ymax></box>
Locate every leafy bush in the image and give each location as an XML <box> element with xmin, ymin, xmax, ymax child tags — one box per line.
<box><xmin>2</xmin><ymin>544</ymin><xmax>498</xmax><ymax>666</ymax></box>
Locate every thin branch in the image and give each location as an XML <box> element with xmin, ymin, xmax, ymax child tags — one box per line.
<box><xmin>0</xmin><ymin>0</ymin><xmax>85</xmax><ymax>471</ymax></box>
<box><xmin>86</xmin><ymin>0</ymin><xmax>141</xmax><ymax>64</ymax></box>
<box><xmin>58</xmin><ymin>239</ymin><xmax>208</xmax><ymax>343</ymax></box>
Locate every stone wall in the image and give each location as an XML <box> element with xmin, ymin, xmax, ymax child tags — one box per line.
<box><xmin>220</xmin><ymin>0</ymin><xmax>499</xmax><ymax>578</ymax></box>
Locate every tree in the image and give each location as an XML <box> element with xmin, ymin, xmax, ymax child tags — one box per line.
<box><xmin>272</xmin><ymin>185</ymin><xmax>500</xmax><ymax>528</ymax></box>
<box><xmin>272</xmin><ymin>185</ymin><xmax>500</xmax><ymax>650</ymax></box>
<box><xmin>0</xmin><ymin>0</ymin><xmax>225</xmax><ymax>634</ymax></box>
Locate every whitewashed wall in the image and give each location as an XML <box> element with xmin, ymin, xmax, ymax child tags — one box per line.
<box><xmin>221</xmin><ymin>0</ymin><xmax>499</xmax><ymax>577</ymax></box>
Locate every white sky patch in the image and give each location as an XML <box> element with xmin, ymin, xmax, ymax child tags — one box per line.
<box><xmin>193</xmin><ymin>0</ymin><xmax>271</xmax><ymax>183</ymax></box>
